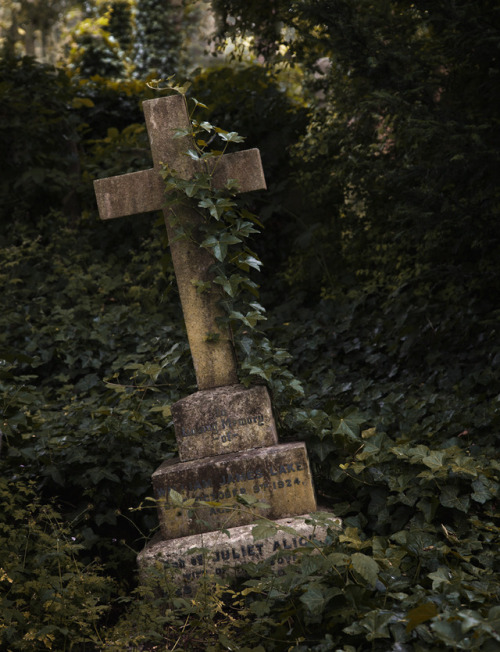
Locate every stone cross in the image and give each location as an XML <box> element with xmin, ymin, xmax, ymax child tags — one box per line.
<box><xmin>94</xmin><ymin>95</ymin><xmax>266</xmax><ymax>390</ymax></box>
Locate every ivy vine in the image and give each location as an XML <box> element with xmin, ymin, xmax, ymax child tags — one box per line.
<box><xmin>149</xmin><ymin>78</ymin><xmax>304</xmax><ymax>401</ymax></box>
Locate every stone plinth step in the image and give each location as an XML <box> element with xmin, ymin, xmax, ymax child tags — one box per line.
<box><xmin>152</xmin><ymin>442</ymin><xmax>317</xmax><ymax>540</ymax></box>
<box><xmin>172</xmin><ymin>384</ymin><xmax>278</xmax><ymax>462</ymax></box>
<box><xmin>137</xmin><ymin>514</ymin><xmax>341</xmax><ymax>594</ymax></box>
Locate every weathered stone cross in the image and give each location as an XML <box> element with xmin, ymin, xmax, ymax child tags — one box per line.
<box><xmin>94</xmin><ymin>95</ymin><xmax>266</xmax><ymax>390</ymax></box>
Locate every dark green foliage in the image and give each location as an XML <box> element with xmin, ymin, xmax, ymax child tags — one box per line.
<box><xmin>275</xmin><ymin>305</ymin><xmax>500</xmax><ymax>649</ymax></box>
<box><xmin>133</xmin><ymin>0</ymin><xmax>183</xmax><ymax>77</ymax></box>
<box><xmin>0</xmin><ymin>57</ymin><xmax>78</xmax><ymax>229</ymax></box>
<box><xmin>73</xmin><ymin>75</ymin><xmax>157</xmax><ymax>219</ymax></box>
<box><xmin>67</xmin><ymin>0</ymin><xmax>189</xmax><ymax>80</ymax></box>
<box><xmin>190</xmin><ymin>64</ymin><xmax>309</xmax><ymax>275</ymax></box>
<box><xmin>107</xmin><ymin>1</ymin><xmax>134</xmax><ymax>55</ymax></box>
<box><xmin>72</xmin><ymin>75</ymin><xmax>157</xmax><ymax>141</ymax></box>
<box><xmin>0</xmin><ymin>59</ymin><xmax>154</xmax><ymax>235</ymax></box>
<box><xmin>296</xmin><ymin>0</ymin><xmax>500</xmax><ymax>310</ymax></box>
<box><xmin>0</xmin><ymin>212</ymin><xmax>191</xmax><ymax>577</ymax></box>
<box><xmin>0</xmin><ymin>477</ymin><xmax>112</xmax><ymax>649</ymax></box>
<box><xmin>1</xmin><ymin>3</ymin><xmax>500</xmax><ymax>646</ymax></box>
<box><xmin>68</xmin><ymin>1</ymin><xmax>129</xmax><ymax>79</ymax></box>
<box><xmin>191</xmin><ymin>64</ymin><xmax>307</xmax><ymax>182</ymax></box>
<box><xmin>214</xmin><ymin>1</ymin><xmax>500</xmax><ymax>318</ymax></box>
<box><xmin>71</xmin><ymin>32</ymin><xmax>126</xmax><ymax>79</ymax></box>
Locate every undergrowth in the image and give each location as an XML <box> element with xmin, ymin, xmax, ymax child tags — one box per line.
<box><xmin>1</xmin><ymin>74</ymin><xmax>499</xmax><ymax>650</ymax></box>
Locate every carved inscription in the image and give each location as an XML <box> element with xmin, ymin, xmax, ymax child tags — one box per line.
<box><xmin>155</xmin><ymin>459</ymin><xmax>305</xmax><ymax>505</ymax></box>
<box><xmin>180</xmin><ymin>407</ymin><xmax>266</xmax><ymax>446</ymax></box>
<box><xmin>169</xmin><ymin>534</ymin><xmax>321</xmax><ymax>588</ymax></box>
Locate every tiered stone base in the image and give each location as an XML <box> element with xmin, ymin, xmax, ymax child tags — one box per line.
<box><xmin>137</xmin><ymin>384</ymin><xmax>337</xmax><ymax>592</ymax></box>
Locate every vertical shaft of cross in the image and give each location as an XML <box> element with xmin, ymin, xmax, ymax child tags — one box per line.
<box><xmin>142</xmin><ymin>96</ymin><xmax>239</xmax><ymax>390</ymax></box>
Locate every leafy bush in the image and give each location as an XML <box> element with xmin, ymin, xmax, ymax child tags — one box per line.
<box><xmin>0</xmin><ymin>57</ymin><xmax>78</xmax><ymax>229</ymax></box>
<box><xmin>0</xmin><ymin>478</ymin><xmax>112</xmax><ymax>650</ymax></box>
<box><xmin>0</xmin><ymin>58</ymin><xmax>156</xmax><ymax>233</ymax></box>
<box><xmin>189</xmin><ymin>64</ymin><xmax>309</xmax><ymax>276</ymax></box>
<box><xmin>104</xmin><ymin>508</ymin><xmax>500</xmax><ymax>650</ymax></box>
<box><xmin>0</xmin><ymin>212</ymin><xmax>191</xmax><ymax>579</ymax></box>
<box><xmin>1</xmin><ymin>23</ymin><xmax>499</xmax><ymax>647</ymax></box>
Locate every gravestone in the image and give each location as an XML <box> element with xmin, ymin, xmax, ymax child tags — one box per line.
<box><xmin>94</xmin><ymin>94</ymin><xmax>334</xmax><ymax>589</ymax></box>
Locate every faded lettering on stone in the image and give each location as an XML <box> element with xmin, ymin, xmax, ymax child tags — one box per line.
<box><xmin>163</xmin><ymin>534</ymin><xmax>322</xmax><ymax>588</ymax></box>
<box><xmin>164</xmin><ymin>536</ymin><xmax>317</xmax><ymax>567</ymax></box>
<box><xmin>180</xmin><ymin>411</ymin><xmax>266</xmax><ymax>439</ymax></box>
<box><xmin>156</xmin><ymin>459</ymin><xmax>306</xmax><ymax>506</ymax></box>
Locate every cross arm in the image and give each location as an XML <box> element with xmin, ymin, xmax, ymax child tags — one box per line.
<box><xmin>94</xmin><ymin>168</ymin><xmax>163</xmax><ymax>220</ymax></box>
<box><xmin>93</xmin><ymin>149</ymin><xmax>266</xmax><ymax>221</ymax></box>
<box><xmin>210</xmin><ymin>149</ymin><xmax>266</xmax><ymax>194</ymax></box>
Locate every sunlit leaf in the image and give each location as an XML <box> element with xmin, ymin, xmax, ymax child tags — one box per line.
<box><xmin>406</xmin><ymin>603</ymin><xmax>439</xmax><ymax>633</ymax></box>
<box><xmin>251</xmin><ymin>522</ymin><xmax>277</xmax><ymax>540</ymax></box>
<box><xmin>351</xmin><ymin>552</ymin><xmax>379</xmax><ymax>586</ymax></box>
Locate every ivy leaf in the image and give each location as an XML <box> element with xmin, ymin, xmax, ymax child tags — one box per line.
<box><xmin>225</xmin><ymin>178</ymin><xmax>240</xmax><ymax>191</ymax></box>
<box><xmin>233</xmin><ymin>253</ymin><xmax>262</xmax><ymax>272</ymax></box>
<box><xmin>219</xmin><ymin>232</ymin><xmax>242</xmax><ymax>245</ymax></box>
<box><xmin>169</xmin><ymin>489</ymin><xmax>184</xmax><ymax>507</ymax></box>
<box><xmin>299</xmin><ymin>584</ymin><xmax>328</xmax><ymax>613</ymax></box>
<box><xmin>74</xmin><ymin>373</ymin><xmax>100</xmax><ymax>392</ymax></box>
<box><xmin>190</xmin><ymin>98</ymin><xmax>208</xmax><ymax>110</ymax></box>
<box><xmin>439</xmin><ymin>485</ymin><xmax>470</xmax><ymax>512</ymax></box>
<box><xmin>351</xmin><ymin>552</ymin><xmax>379</xmax><ymax>586</ymax></box>
<box><xmin>201</xmin><ymin>236</ymin><xmax>227</xmax><ymax>262</ymax></box>
<box><xmin>328</xmin><ymin>552</ymin><xmax>351</xmax><ymax>567</ymax></box>
<box><xmin>213</xmin><ymin>274</ymin><xmax>247</xmax><ymax>298</ymax></box>
<box><xmin>173</xmin><ymin>127</ymin><xmax>192</xmax><ymax>139</ymax></box>
<box><xmin>236</xmin><ymin>493</ymin><xmax>260</xmax><ymax>506</ymax></box>
<box><xmin>244</xmin><ymin>311</ymin><xmax>267</xmax><ymax>328</ymax></box>
<box><xmin>218</xmin><ymin>131</ymin><xmax>245</xmax><ymax>143</ymax></box>
<box><xmin>331</xmin><ymin>409</ymin><xmax>365</xmax><ymax>440</ymax></box>
<box><xmin>312</xmin><ymin>438</ymin><xmax>335</xmax><ymax>462</ymax></box>
<box><xmin>428</xmin><ymin>567</ymin><xmax>452</xmax><ymax>590</ymax></box>
<box><xmin>347</xmin><ymin>610</ymin><xmax>396</xmax><ymax>639</ymax></box>
<box><xmin>184</xmin><ymin>182</ymin><xmax>198</xmax><ymax>198</ymax></box>
<box><xmin>198</xmin><ymin>198</ymin><xmax>215</xmax><ymax>212</ymax></box>
<box><xmin>450</xmin><ymin>455</ymin><xmax>478</xmax><ymax>477</ymax></box>
<box><xmin>164</xmin><ymin>80</ymin><xmax>191</xmax><ymax>95</ymax></box>
<box><xmin>406</xmin><ymin>603</ymin><xmax>439</xmax><ymax>633</ymax></box>
<box><xmin>249</xmin><ymin>601</ymin><xmax>271</xmax><ymax>617</ymax></box>
<box><xmin>471</xmin><ymin>478</ymin><xmax>494</xmax><ymax>503</ymax></box>
<box><xmin>210</xmin><ymin>245</ymin><xmax>228</xmax><ymax>268</ymax></box>
<box><xmin>238</xmin><ymin>335</ymin><xmax>253</xmax><ymax>357</ymax></box>
<box><xmin>229</xmin><ymin>310</ymin><xmax>266</xmax><ymax>328</ymax></box>
<box><xmin>252</xmin><ymin>522</ymin><xmax>277</xmax><ymax>540</ymax></box>
<box><xmin>289</xmin><ymin>379</ymin><xmax>304</xmax><ymax>396</ymax></box>
<box><xmin>430</xmin><ymin>619</ymin><xmax>464</xmax><ymax>645</ymax></box>
<box><xmin>422</xmin><ymin>450</ymin><xmax>446</xmax><ymax>470</ymax></box>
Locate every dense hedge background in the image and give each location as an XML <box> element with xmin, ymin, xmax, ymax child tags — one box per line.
<box><xmin>1</xmin><ymin>1</ymin><xmax>499</xmax><ymax>649</ymax></box>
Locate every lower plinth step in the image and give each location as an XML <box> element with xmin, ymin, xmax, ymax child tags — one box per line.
<box><xmin>137</xmin><ymin>513</ymin><xmax>341</xmax><ymax>594</ymax></box>
<box><xmin>152</xmin><ymin>442</ymin><xmax>317</xmax><ymax>540</ymax></box>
